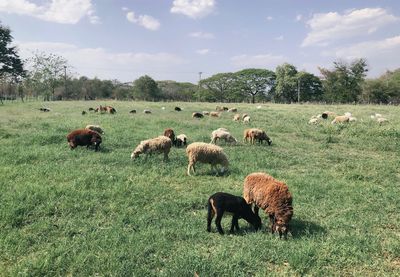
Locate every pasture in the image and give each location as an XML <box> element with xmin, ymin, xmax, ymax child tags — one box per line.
<box><xmin>0</xmin><ymin>101</ymin><xmax>399</xmax><ymax>276</ymax></box>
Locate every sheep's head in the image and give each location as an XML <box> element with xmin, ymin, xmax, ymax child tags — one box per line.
<box><xmin>91</xmin><ymin>133</ymin><xmax>102</xmax><ymax>146</ymax></box>
<box><xmin>227</xmin><ymin>135</ymin><xmax>237</xmax><ymax>143</ymax></box>
<box><xmin>131</xmin><ymin>144</ymin><xmax>144</xmax><ymax>159</ymax></box>
<box><xmin>274</xmin><ymin>210</ymin><xmax>293</xmax><ymax>238</ymax></box>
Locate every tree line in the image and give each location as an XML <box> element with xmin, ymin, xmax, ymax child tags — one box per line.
<box><xmin>1</xmin><ymin>22</ymin><xmax>400</xmax><ymax>104</ymax></box>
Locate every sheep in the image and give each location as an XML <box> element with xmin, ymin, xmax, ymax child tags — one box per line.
<box><xmin>202</xmin><ymin>111</ymin><xmax>210</xmax><ymax>116</ymax></box>
<box><xmin>94</xmin><ymin>105</ymin><xmax>107</xmax><ymax>113</ymax></box>
<box><xmin>131</xmin><ymin>136</ymin><xmax>172</xmax><ymax>161</ymax></box>
<box><xmin>227</xmin><ymin>108</ymin><xmax>237</xmax><ymax>113</ymax></box>
<box><xmin>143</xmin><ymin>109</ymin><xmax>152</xmax><ymax>114</ymax></box>
<box><xmin>88</xmin><ymin>107</ymin><xmax>95</xmax><ymax>111</ymax></box>
<box><xmin>222</xmin><ymin>107</ymin><xmax>229</xmax><ymax>111</ymax></box>
<box><xmin>377</xmin><ymin>117</ymin><xmax>388</xmax><ymax>124</ymax></box>
<box><xmin>186</xmin><ymin>142</ymin><xmax>229</xmax><ymax>176</ymax></box>
<box><xmin>371</xmin><ymin>113</ymin><xmax>382</xmax><ymax>119</ymax></box>
<box><xmin>176</xmin><ymin>134</ymin><xmax>188</xmax><ymax>147</ymax></box>
<box><xmin>174</xmin><ymin>107</ymin><xmax>182</xmax><ymax>111</ymax></box>
<box><xmin>243</xmin><ymin>172</ymin><xmax>293</xmax><ymax>238</ymax></box>
<box><xmin>256</xmin><ymin>105</ymin><xmax>262</xmax><ymax>109</ymax></box>
<box><xmin>85</xmin><ymin>124</ymin><xmax>105</xmax><ymax>135</ymax></box>
<box><xmin>233</xmin><ymin>114</ymin><xmax>241</xmax><ymax>121</ymax></box>
<box><xmin>215</xmin><ymin>106</ymin><xmax>224</xmax><ymax>112</ymax></box>
<box><xmin>163</xmin><ymin>128</ymin><xmax>176</xmax><ymax>146</ymax></box>
<box><xmin>161</xmin><ymin>107</ymin><xmax>166</xmax><ymax>110</ymax></box>
<box><xmin>82</xmin><ymin>111</ymin><xmax>87</xmax><ymax>115</ymax></box>
<box><xmin>210</xmin><ymin>128</ymin><xmax>237</xmax><ymax>144</ymax></box>
<box><xmin>192</xmin><ymin>112</ymin><xmax>204</xmax><ymax>118</ymax></box>
<box><xmin>349</xmin><ymin>116</ymin><xmax>357</xmax><ymax>122</ymax></box>
<box><xmin>210</xmin><ymin>112</ymin><xmax>220</xmax><ymax>117</ymax></box>
<box><xmin>308</xmin><ymin>118</ymin><xmax>320</xmax><ymax>125</ymax></box>
<box><xmin>242</xmin><ymin>113</ymin><xmax>249</xmax><ymax>120</ymax></box>
<box><xmin>67</xmin><ymin>129</ymin><xmax>102</xmax><ymax>151</ymax></box>
<box><xmin>104</xmin><ymin>106</ymin><xmax>116</xmax><ymax>114</ymax></box>
<box><xmin>331</xmin><ymin>115</ymin><xmax>350</xmax><ymax>124</ymax></box>
<box><xmin>129</xmin><ymin>109</ymin><xmax>136</xmax><ymax>114</ymax></box>
<box><xmin>39</xmin><ymin>107</ymin><xmax>50</xmax><ymax>112</ymax></box>
<box><xmin>243</xmin><ymin>128</ymin><xmax>272</xmax><ymax>145</ymax></box>
<box><xmin>243</xmin><ymin>115</ymin><xmax>251</xmax><ymax>123</ymax></box>
<box><xmin>322</xmin><ymin>111</ymin><xmax>336</xmax><ymax>119</ymax></box>
<box><xmin>344</xmin><ymin>112</ymin><xmax>352</xmax><ymax>117</ymax></box>
<box><xmin>207</xmin><ymin>192</ymin><xmax>262</xmax><ymax>235</ymax></box>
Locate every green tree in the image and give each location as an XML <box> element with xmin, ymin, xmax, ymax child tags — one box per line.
<box><xmin>319</xmin><ymin>58</ymin><xmax>368</xmax><ymax>103</ymax></box>
<box><xmin>233</xmin><ymin>68</ymin><xmax>275</xmax><ymax>103</ymax></box>
<box><xmin>275</xmin><ymin>63</ymin><xmax>298</xmax><ymax>103</ymax></box>
<box><xmin>133</xmin><ymin>75</ymin><xmax>161</xmax><ymax>101</ymax></box>
<box><xmin>199</xmin><ymin>72</ymin><xmax>236</xmax><ymax>102</ymax></box>
<box><xmin>158</xmin><ymin>80</ymin><xmax>197</xmax><ymax>101</ymax></box>
<box><xmin>297</xmin><ymin>71</ymin><xmax>323</xmax><ymax>102</ymax></box>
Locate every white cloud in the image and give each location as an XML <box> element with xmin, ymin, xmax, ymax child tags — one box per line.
<box><xmin>196</xmin><ymin>49</ymin><xmax>210</xmax><ymax>55</ymax></box>
<box><xmin>126</xmin><ymin>11</ymin><xmax>160</xmax><ymax>31</ymax></box>
<box><xmin>274</xmin><ymin>35</ymin><xmax>284</xmax><ymax>41</ymax></box>
<box><xmin>266</xmin><ymin>16</ymin><xmax>273</xmax><ymax>21</ymax></box>
<box><xmin>189</xmin><ymin>31</ymin><xmax>215</xmax><ymax>39</ymax></box>
<box><xmin>295</xmin><ymin>14</ymin><xmax>302</xmax><ymax>21</ymax></box>
<box><xmin>17</xmin><ymin>41</ymin><xmax>185</xmax><ymax>81</ymax></box>
<box><xmin>0</xmin><ymin>0</ymin><xmax>100</xmax><ymax>24</ymax></box>
<box><xmin>231</xmin><ymin>54</ymin><xmax>286</xmax><ymax>69</ymax></box>
<box><xmin>302</xmin><ymin>8</ymin><xmax>399</xmax><ymax>47</ymax></box>
<box><xmin>171</xmin><ymin>0</ymin><xmax>215</xmax><ymax>19</ymax></box>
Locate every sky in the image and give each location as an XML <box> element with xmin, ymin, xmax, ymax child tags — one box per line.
<box><xmin>1</xmin><ymin>0</ymin><xmax>400</xmax><ymax>83</ymax></box>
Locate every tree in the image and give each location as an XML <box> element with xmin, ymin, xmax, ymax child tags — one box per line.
<box><xmin>158</xmin><ymin>80</ymin><xmax>197</xmax><ymax>101</ymax></box>
<box><xmin>26</xmin><ymin>51</ymin><xmax>69</xmax><ymax>100</ymax></box>
<box><xmin>233</xmin><ymin>69</ymin><xmax>275</xmax><ymax>103</ymax></box>
<box><xmin>199</xmin><ymin>73</ymin><xmax>236</xmax><ymax>102</ymax></box>
<box><xmin>275</xmin><ymin>63</ymin><xmax>298</xmax><ymax>103</ymax></box>
<box><xmin>296</xmin><ymin>71</ymin><xmax>323</xmax><ymax>102</ymax></box>
<box><xmin>319</xmin><ymin>58</ymin><xmax>368</xmax><ymax>103</ymax></box>
<box><xmin>132</xmin><ymin>75</ymin><xmax>161</xmax><ymax>101</ymax></box>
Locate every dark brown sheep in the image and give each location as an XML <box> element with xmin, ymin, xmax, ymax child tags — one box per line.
<box><xmin>207</xmin><ymin>192</ymin><xmax>261</xmax><ymax>235</ymax></box>
<box><xmin>163</xmin><ymin>128</ymin><xmax>176</xmax><ymax>146</ymax></box>
<box><xmin>67</xmin><ymin>129</ymin><xmax>102</xmax><ymax>151</ymax></box>
<box><xmin>243</xmin><ymin>172</ymin><xmax>293</xmax><ymax>238</ymax></box>
<box><xmin>174</xmin><ymin>107</ymin><xmax>182</xmax><ymax>111</ymax></box>
<box><xmin>192</xmin><ymin>112</ymin><xmax>204</xmax><ymax>118</ymax></box>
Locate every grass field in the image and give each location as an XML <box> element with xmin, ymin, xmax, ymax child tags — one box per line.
<box><xmin>0</xmin><ymin>101</ymin><xmax>399</xmax><ymax>276</ymax></box>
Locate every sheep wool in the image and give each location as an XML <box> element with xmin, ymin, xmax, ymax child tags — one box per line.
<box><xmin>243</xmin><ymin>172</ymin><xmax>293</xmax><ymax>238</ymax></box>
<box><xmin>85</xmin><ymin>124</ymin><xmax>105</xmax><ymax>134</ymax></box>
<box><xmin>131</xmin><ymin>136</ymin><xmax>172</xmax><ymax>161</ymax></box>
<box><xmin>331</xmin><ymin>115</ymin><xmax>350</xmax><ymax>124</ymax></box>
<box><xmin>186</xmin><ymin>142</ymin><xmax>229</xmax><ymax>176</ymax></box>
<box><xmin>210</xmin><ymin>128</ymin><xmax>237</xmax><ymax>144</ymax></box>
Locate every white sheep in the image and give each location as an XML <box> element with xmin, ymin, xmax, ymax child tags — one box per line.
<box><xmin>331</xmin><ymin>115</ymin><xmax>349</xmax><ymax>124</ymax></box>
<box><xmin>210</xmin><ymin>128</ymin><xmax>237</xmax><ymax>144</ymax></box>
<box><xmin>308</xmin><ymin>118</ymin><xmax>320</xmax><ymax>125</ymax></box>
<box><xmin>377</xmin><ymin>117</ymin><xmax>388</xmax><ymax>124</ymax></box>
<box><xmin>203</xmin><ymin>111</ymin><xmax>210</xmax><ymax>116</ymax></box>
<box><xmin>186</xmin><ymin>142</ymin><xmax>229</xmax><ymax>176</ymax></box>
<box><xmin>227</xmin><ymin>108</ymin><xmax>237</xmax><ymax>112</ymax></box>
<box><xmin>85</xmin><ymin>124</ymin><xmax>105</xmax><ymax>134</ymax></box>
<box><xmin>143</xmin><ymin>109</ymin><xmax>152</xmax><ymax>114</ymax></box>
<box><xmin>243</xmin><ymin>115</ymin><xmax>251</xmax><ymax>123</ymax></box>
<box><xmin>233</xmin><ymin>114</ymin><xmax>241</xmax><ymax>121</ymax></box>
<box><xmin>176</xmin><ymin>134</ymin><xmax>188</xmax><ymax>147</ymax></box>
<box><xmin>344</xmin><ymin>112</ymin><xmax>352</xmax><ymax>117</ymax></box>
<box><xmin>131</xmin><ymin>136</ymin><xmax>172</xmax><ymax>161</ymax></box>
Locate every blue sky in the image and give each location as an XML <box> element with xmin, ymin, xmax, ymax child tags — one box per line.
<box><xmin>1</xmin><ymin>0</ymin><xmax>400</xmax><ymax>83</ymax></box>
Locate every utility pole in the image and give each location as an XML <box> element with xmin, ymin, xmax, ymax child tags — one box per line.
<box><xmin>64</xmin><ymin>65</ymin><xmax>67</xmax><ymax>98</ymax></box>
<box><xmin>198</xmin><ymin>72</ymin><xmax>203</xmax><ymax>83</ymax></box>
<box><xmin>297</xmin><ymin>77</ymin><xmax>300</xmax><ymax>103</ymax></box>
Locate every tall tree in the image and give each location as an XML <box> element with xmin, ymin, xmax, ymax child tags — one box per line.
<box><xmin>296</xmin><ymin>71</ymin><xmax>323</xmax><ymax>102</ymax></box>
<box><xmin>275</xmin><ymin>63</ymin><xmax>298</xmax><ymax>103</ymax></box>
<box><xmin>319</xmin><ymin>58</ymin><xmax>368</xmax><ymax>103</ymax></box>
<box><xmin>132</xmin><ymin>75</ymin><xmax>161</xmax><ymax>101</ymax></box>
<box><xmin>199</xmin><ymin>72</ymin><xmax>236</xmax><ymax>102</ymax></box>
<box><xmin>233</xmin><ymin>69</ymin><xmax>275</xmax><ymax>103</ymax></box>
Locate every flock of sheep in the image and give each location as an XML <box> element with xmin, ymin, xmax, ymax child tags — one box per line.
<box><xmin>64</xmin><ymin>104</ymin><xmax>293</xmax><ymax>238</ymax></box>
<box><xmin>308</xmin><ymin>111</ymin><xmax>389</xmax><ymax>125</ymax></box>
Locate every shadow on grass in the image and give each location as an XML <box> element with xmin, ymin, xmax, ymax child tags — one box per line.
<box><xmin>289</xmin><ymin>218</ymin><xmax>326</xmax><ymax>239</ymax></box>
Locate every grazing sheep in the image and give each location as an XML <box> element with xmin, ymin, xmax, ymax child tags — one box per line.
<box><xmin>94</xmin><ymin>105</ymin><xmax>107</xmax><ymax>113</ymax></box>
<box><xmin>174</xmin><ymin>107</ymin><xmax>182</xmax><ymax>111</ymax></box>
<box><xmin>322</xmin><ymin>111</ymin><xmax>336</xmax><ymax>119</ymax></box>
<box><xmin>104</xmin><ymin>106</ymin><xmax>116</xmax><ymax>114</ymax></box>
<box><xmin>215</xmin><ymin>105</ymin><xmax>224</xmax><ymax>112</ymax></box>
<box><xmin>243</xmin><ymin>172</ymin><xmax>293</xmax><ymax>238</ymax></box>
<box><xmin>242</xmin><ymin>113</ymin><xmax>249</xmax><ymax>119</ymax></box>
<box><xmin>186</xmin><ymin>142</ymin><xmax>229</xmax><ymax>176</ymax></box>
<box><xmin>202</xmin><ymin>111</ymin><xmax>210</xmax><ymax>116</ymax></box>
<box><xmin>192</xmin><ymin>112</ymin><xmax>204</xmax><ymax>118</ymax></box>
<box><xmin>233</xmin><ymin>114</ymin><xmax>241</xmax><ymax>121</ymax></box>
<box><xmin>85</xmin><ymin>124</ymin><xmax>105</xmax><ymax>134</ymax></box>
<box><xmin>131</xmin><ymin>136</ymin><xmax>172</xmax><ymax>161</ymax></box>
<box><xmin>67</xmin><ymin>129</ymin><xmax>102</xmax><ymax>152</ymax></box>
<box><xmin>163</xmin><ymin>128</ymin><xmax>176</xmax><ymax>146</ymax></box>
<box><xmin>227</xmin><ymin>108</ymin><xmax>237</xmax><ymax>113</ymax></box>
<box><xmin>308</xmin><ymin>118</ymin><xmax>320</xmax><ymax>124</ymax></box>
<box><xmin>210</xmin><ymin>128</ymin><xmax>237</xmax><ymax>144</ymax></box>
<box><xmin>129</xmin><ymin>109</ymin><xmax>136</xmax><ymax>114</ymax></box>
<box><xmin>82</xmin><ymin>111</ymin><xmax>87</xmax><ymax>115</ymax></box>
<box><xmin>88</xmin><ymin>107</ymin><xmax>95</xmax><ymax>111</ymax></box>
<box><xmin>331</xmin><ymin>115</ymin><xmax>350</xmax><ymax>124</ymax></box>
<box><xmin>39</xmin><ymin>107</ymin><xmax>50</xmax><ymax>112</ymax></box>
<box><xmin>243</xmin><ymin>115</ymin><xmax>251</xmax><ymax>123</ymax></box>
<box><xmin>207</xmin><ymin>192</ymin><xmax>262</xmax><ymax>235</ymax></box>
<box><xmin>371</xmin><ymin>113</ymin><xmax>382</xmax><ymax>119</ymax></box>
<box><xmin>377</xmin><ymin>117</ymin><xmax>388</xmax><ymax>124</ymax></box>
<box><xmin>349</xmin><ymin>116</ymin><xmax>357</xmax><ymax>122</ymax></box>
<box><xmin>243</xmin><ymin>128</ymin><xmax>272</xmax><ymax>145</ymax></box>
<box><xmin>143</xmin><ymin>109</ymin><xmax>152</xmax><ymax>114</ymax></box>
<box><xmin>176</xmin><ymin>134</ymin><xmax>188</xmax><ymax>147</ymax></box>
<box><xmin>344</xmin><ymin>112</ymin><xmax>352</xmax><ymax>117</ymax></box>
<box><xmin>210</xmin><ymin>112</ymin><xmax>220</xmax><ymax>117</ymax></box>
<box><xmin>222</xmin><ymin>107</ymin><xmax>229</xmax><ymax>111</ymax></box>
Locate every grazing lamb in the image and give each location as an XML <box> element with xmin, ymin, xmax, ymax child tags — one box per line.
<box><xmin>349</xmin><ymin>116</ymin><xmax>357</xmax><ymax>122</ymax></box>
<box><xmin>233</xmin><ymin>114</ymin><xmax>241</xmax><ymax>121</ymax></box>
<box><xmin>176</xmin><ymin>134</ymin><xmax>188</xmax><ymax>147</ymax></box>
<box><xmin>331</xmin><ymin>115</ymin><xmax>350</xmax><ymax>124</ymax></box>
<box><xmin>143</xmin><ymin>109</ymin><xmax>152</xmax><ymax>114</ymax></box>
<box><xmin>207</xmin><ymin>192</ymin><xmax>262</xmax><ymax>235</ymax></box>
<box><xmin>67</xmin><ymin>129</ymin><xmax>102</xmax><ymax>151</ymax></box>
<box><xmin>85</xmin><ymin>124</ymin><xmax>105</xmax><ymax>135</ymax></box>
<box><xmin>202</xmin><ymin>111</ymin><xmax>210</xmax><ymax>116</ymax></box>
<box><xmin>174</xmin><ymin>107</ymin><xmax>182</xmax><ymax>111</ymax></box>
<box><xmin>222</xmin><ymin>107</ymin><xmax>229</xmax><ymax>111</ymax></box>
<box><xmin>243</xmin><ymin>128</ymin><xmax>272</xmax><ymax>145</ymax></box>
<box><xmin>104</xmin><ymin>106</ymin><xmax>116</xmax><ymax>114</ymax></box>
<box><xmin>243</xmin><ymin>172</ymin><xmax>293</xmax><ymax>238</ymax></box>
<box><xmin>163</xmin><ymin>128</ymin><xmax>176</xmax><ymax>146</ymax></box>
<box><xmin>227</xmin><ymin>108</ymin><xmax>237</xmax><ymax>113</ymax></box>
<box><xmin>377</xmin><ymin>117</ymin><xmax>388</xmax><ymax>124</ymax></box>
<box><xmin>88</xmin><ymin>107</ymin><xmax>95</xmax><ymax>111</ymax></box>
<box><xmin>192</xmin><ymin>112</ymin><xmax>204</xmax><ymax>118</ymax></box>
<box><xmin>210</xmin><ymin>128</ymin><xmax>237</xmax><ymax>144</ymax></box>
<box><xmin>344</xmin><ymin>112</ymin><xmax>352</xmax><ymax>117</ymax></box>
<box><xmin>186</xmin><ymin>142</ymin><xmax>229</xmax><ymax>176</ymax></box>
<box><xmin>215</xmin><ymin>106</ymin><xmax>224</xmax><ymax>112</ymax></box>
<box><xmin>210</xmin><ymin>112</ymin><xmax>220</xmax><ymax>117</ymax></box>
<box><xmin>308</xmin><ymin>118</ymin><xmax>320</xmax><ymax>124</ymax></box>
<box><xmin>322</xmin><ymin>111</ymin><xmax>336</xmax><ymax>119</ymax></box>
<box><xmin>94</xmin><ymin>105</ymin><xmax>107</xmax><ymax>113</ymax></box>
<box><xmin>243</xmin><ymin>115</ymin><xmax>251</xmax><ymax>123</ymax></box>
<box><xmin>242</xmin><ymin>113</ymin><xmax>249</xmax><ymax>119</ymax></box>
<box><xmin>131</xmin><ymin>136</ymin><xmax>172</xmax><ymax>161</ymax></box>
<box><xmin>129</xmin><ymin>109</ymin><xmax>136</xmax><ymax>114</ymax></box>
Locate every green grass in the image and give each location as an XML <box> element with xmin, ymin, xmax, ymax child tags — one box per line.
<box><xmin>0</xmin><ymin>101</ymin><xmax>399</xmax><ymax>276</ymax></box>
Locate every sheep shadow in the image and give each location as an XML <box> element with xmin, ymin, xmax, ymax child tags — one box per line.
<box><xmin>289</xmin><ymin>218</ymin><xmax>326</xmax><ymax>239</ymax></box>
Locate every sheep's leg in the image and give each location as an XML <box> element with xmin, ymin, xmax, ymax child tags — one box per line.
<box><xmin>269</xmin><ymin>214</ymin><xmax>275</xmax><ymax>234</ymax></box>
<box><xmin>215</xmin><ymin>210</ymin><xmax>224</xmax><ymax>235</ymax></box>
<box><xmin>163</xmin><ymin>151</ymin><xmax>169</xmax><ymax>161</ymax></box>
<box><xmin>230</xmin><ymin>215</ymin><xmax>239</xmax><ymax>233</ymax></box>
<box><xmin>187</xmin><ymin>162</ymin><xmax>195</xmax><ymax>176</ymax></box>
<box><xmin>254</xmin><ymin>206</ymin><xmax>259</xmax><ymax>216</ymax></box>
<box><xmin>207</xmin><ymin>200</ymin><xmax>215</xmax><ymax>232</ymax></box>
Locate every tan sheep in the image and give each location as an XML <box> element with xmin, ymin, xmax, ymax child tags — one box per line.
<box><xmin>233</xmin><ymin>114</ymin><xmax>240</xmax><ymax>121</ymax></box>
<box><xmin>227</xmin><ymin>108</ymin><xmax>237</xmax><ymax>112</ymax></box>
<box><xmin>186</xmin><ymin>142</ymin><xmax>229</xmax><ymax>176</ymax></box>
<box><xmin>243</xmin><ymin>128</ymin><xmax>272</xmax><ymax>145</ymax></box>
<box><xmin>210</xmin><ymin>111</ymin><xmax>221</xmax><ymax>117</ymax></box>
<box><xmin>243</xmin><ymin>115</ymin><xmax>251</xmax><ymax>123</ymax></box>
<box><xmin>377</xmin><ymin>117</ymin><xmax>388</xmax><ymax>124</ymax></box>
<box><xmin>202</xmin><ymin>111</ymin><xmax>210</xmax><ymax>116</ymax></box>
<box><xmin>210</xmin><ymin>128</ymin><xmax>237</xmax><ymax>144</ymax></box>
<box><xmin>331</xmin><ymin>115</ymin><xmax>349</xmax><ymax>124</ymax></box>
<box><xmin>131</xmin><ymin>136</ymin><xmax>172</xmax><ymax>161</ymax></box>
<box><xmin>243</xmin><ymin>172</ymin><xmax>293</xmax><ymax>238</ymax></box>
<box><xmin>85</xmin><ymin>124</ymin><xmax>105</xmax><ymax>134</ymax></box>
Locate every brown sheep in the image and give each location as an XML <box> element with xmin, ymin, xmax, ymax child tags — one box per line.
<box><xmin>186</xmin><ymin>142</ymin><xmax>229</xmax><ymax>176</ymax></box>
<box><xmin>243</xmin><ymin>172</ymin><xmax>293</xmax><ymax>238</ymax></box>
<box><xmin>192</xmin><ymin>112</ymin><xmax>204</xmax><ymax>118</ymax></box>
<box><xmin>331</xmin><ymin>115</ymin><xmax>349</xmax><ymax>124</ymax></box>
<box><xmin>67</xmin><ymin>129</ymin><xmax>102</xmax><ymax>151</ymax></box>
<box><xmin>163</xmin><ymin>128</ymin><xmax>177</xmax><ymax>146</ymax></box>
<box><xmin>210</xmin><ymin>111</ymin><xmax>220</xmax><ymax>117</ymax></box>
<box><xmin>243</xmin><ymin>128</ymin><xmax>272</xmax><ymax>145</ymax></box>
